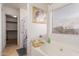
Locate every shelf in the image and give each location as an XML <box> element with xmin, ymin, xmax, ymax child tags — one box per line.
<box><xmin>6</xmin><ymin>21</ymin><xmax>17</xmax><ymax>23</ymax></box>
<box><xmin>6</xmin><ymin>15</ymin><xmax>17</xmax><ymax>19</ymax></box>
<box><xmin>6</xmin><ymin>30</ymin><xmax>17</xmax><ymax>31</ymax></box>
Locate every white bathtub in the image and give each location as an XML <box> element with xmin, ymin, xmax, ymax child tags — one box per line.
<box><xmin>31</xmin><ymin>34</ymin><xmax>79</xmax><ymax>56</ymax></box>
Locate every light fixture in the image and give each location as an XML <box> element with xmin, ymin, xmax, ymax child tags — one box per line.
<box><xmin>13</xmin><ymin>16</ymin><xmax>17</xmax><ymax>18</ymax></box>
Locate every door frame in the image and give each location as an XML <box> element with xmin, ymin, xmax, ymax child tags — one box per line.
<box><xmin>4</xmin><ymin>14</ymin><xmax>20</xmax><ymax>47</ymax></box>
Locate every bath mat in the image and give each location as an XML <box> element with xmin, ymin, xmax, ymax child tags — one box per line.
<box><xmin>16</xmin><ymin>48</ymin><xmax>26</xmax><ymax>56</ymax></box>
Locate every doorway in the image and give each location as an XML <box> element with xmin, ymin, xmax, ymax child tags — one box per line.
<box><xmin>2</xmin><ymin>14</ymin><xmax>18</xmax><ymax>56</ymax></box>
<box><xmin>6</xmin><ymin>14</ymin><xmax>17</xmax><ymax>47</ymax></box>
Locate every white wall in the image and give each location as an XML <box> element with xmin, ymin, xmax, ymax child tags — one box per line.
<box><xmin>0</xmin><ymin>3</ymin><xmax>2</xmax><ymax>56</ymax></box>
<box><xmin>4</xmin><ymin>6</ymin><xmax>19</xmax><ymax>16</ymax></box>
<box><xmin>53</xmin><ymin>4</ymin><xmax>79</xmax><ymax>27</ymax></box>
<box><xmin>19</xmin><ymin>4</ymin><xmax>48</xmax><ymax>47</ymax></box>
<box><xmin>2</xmin><ymin>5</ymin><xmax>20</xmax><ymax>50</ymax></box>
<box><xmin>20</xmin><ymin>8</ymin><xmax>27</xmax><ymax>47</ymax></box>
<box><xmin>52</xmin><ymin>33</ymin><xmax>79</xmax><ymax>48</ymax></box>
<box><xmin>31</xmin><ymin>24</ymin><xmax>47</xmax><ymax>38</ymax></box>
<box><xmin>2</xmin><ymin>4</ymin><xmax>6</xmax><ymax>52</ymax></box>
<box><xmin>28</xmin><ymin>4</ymin><xmax>48</xmax><ymax>55</ymax></box>
<box><xmin>31</xmin><ymin>4</ymin><xmax>47</xmax><ymax>39</ymax></box>
<box><xmin>53</xmin><ymin>4</ymin><xmax>79</xmax><ymax>48</ymax></box>
<box><xmin>20</xmin><ymin>4</ymin><xmax>48</xmax><ymax>55</ymax></box>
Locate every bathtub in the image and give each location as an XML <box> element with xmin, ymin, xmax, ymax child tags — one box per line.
<box><xmin>31</xmin><ymin>33</ymin><xmax>79</xmax><ymax>56</ymax></box>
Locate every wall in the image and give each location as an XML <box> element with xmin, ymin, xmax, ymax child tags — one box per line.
<box><xmin>19</xmin><ymin>4</ymin><xmax>48</xmax><ymax>55</ymax></box>
<box><xmin>0</xmin><ymin>3</ymin><xmax>2</xmax><ymax>55</ymax></box>
<box><xmin>31</xmin><ymin>4</ymin><xmax>48</xmax><ymax>39</ymax></box>
<box><xmin>4</xmin><ymin>6</ymin><xmax>19</xmax><ymax>16</ymax></box>
<box><xmin>28</xmin><ymin>4</ymin><xmax>48</xmax><ymax>55</ymax></box>
<box><xmin>20</xmin><ymin>8</ymin><xmax>27</xmax><ymax>47</ymax></box>
<box><xmin>19</xmin><ymin>4</ymin><xmax>48</xmax><ymax>47</ymax></box>
<box><xmin>52</xmin><ymin>33</ymin><xmax>79</xmax><ymax>48</ymax></box>
<box><xmin>53</xmin><ymin>4</ymin><xmax>79</xmax><ymax>27</ymax></box>
<box><xmin>2</xmin><ymin>5</ymin><xmax>20</xmax><ymax>50</ymax></box>
<box><xmin>53</xmin><ymin>4</ymin><xmax>79</xmax><ymax>48</ymax></box>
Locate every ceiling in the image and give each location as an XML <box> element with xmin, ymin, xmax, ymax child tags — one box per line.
<box><xmin>3</xmin><ymin>3</ymin><xmax>50</xmax><ymax>9</ymax></box>
<box><xmin>52</xmin><ymin>3</ymin><xmax>71</xmax><ymax>10</ymax></box>
<box><xmin>3</xmin><ymin>3</ymin><xmax>27</xmax><ymax>9</ymax></box>
<box><xmin>3</xmin><ymin>3</ymin><xmax>71</xmax><ymax>10</ymax></box>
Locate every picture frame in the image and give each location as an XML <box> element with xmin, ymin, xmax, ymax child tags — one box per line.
<box><xmin>32</xmin><ymin>6</ymin><xmax>47</xmax><ymax>24</ymax></box>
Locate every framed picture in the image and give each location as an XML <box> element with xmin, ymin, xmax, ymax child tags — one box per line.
<box><xmin>32</xmin><ymin>6</ymin><xmax>47</xmax><ymax>24</ymax></box>
<box><xmin>52</xmin><ymin>16</ymin><xmax>79</xmax><ymax>35</ymax></box>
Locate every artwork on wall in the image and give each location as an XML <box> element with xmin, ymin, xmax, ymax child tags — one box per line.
<box><xmin>32</xmin><ymin>6</ymin><xmax>47</xmax><ymax>24</ymax></box>
<box><xmin>52</xmin><ymin>17</ymin><xmax>79</xmax><ymax>35</ymax></box>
